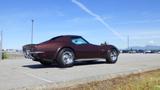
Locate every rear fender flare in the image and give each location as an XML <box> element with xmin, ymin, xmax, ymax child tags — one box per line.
<box><xmin>54</xmin><ymin>46</ymin><xmax>76</xmax><ymax>60</ymax></box>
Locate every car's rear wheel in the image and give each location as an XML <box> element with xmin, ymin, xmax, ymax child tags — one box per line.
<box><xmin>57</xmin><ymin>48</ymin><xmax>75</xmax><ymax>67</ymax></box>
<box><xmin>40</xmin><ymin>60</ymin><xmax>52</xmax><ymax>66</ymax></box>
<box><xmin>106</xmin><ymin>49</ymin><xmax>118</xmax><ymax>63</ymax></box>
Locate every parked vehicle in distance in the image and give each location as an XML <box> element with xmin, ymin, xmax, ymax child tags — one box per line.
<box><xmin>23</xmin><ymin>35</ymin><xmax>119</xmax><ymax>67</ymax></box>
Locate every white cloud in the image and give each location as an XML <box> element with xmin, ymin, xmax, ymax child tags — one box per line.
<box><xmin>149</xmin><ymin>40</ymin><xmax>155</xmax><ymax>44</ymax></box>
<box><xmin>131</xmin><ymin>36</ymin><xmax>160</xmax><ymax>39</ymax></box>
<box><xmin>71</xmin><ymin>0</ymin><xmax>125</xmax><ymax>41</ymax></box>
<box><xmin>67</xmin><ymin>17</ymin><xmax>93</xmax><ymax>23</ymax></box>
<box><xmin>116</xmin><ymin>19</ymin><xmax>160</xmax><ymax>25</ymax></box>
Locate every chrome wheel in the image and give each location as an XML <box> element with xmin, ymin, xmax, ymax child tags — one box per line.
<box><xmin>62</xmin><ymin>51</ymin><xmax>74</xmax><ymax>64</ymax></box>
<box><xmin>110</xmin><ymin>50</ymin><xmax>118</xmax><ymax>62</ymax></box>
<box><xmin>57</xmin><ymin>48</ymin><xmax>75</xmax><ymax>67</ymax></box>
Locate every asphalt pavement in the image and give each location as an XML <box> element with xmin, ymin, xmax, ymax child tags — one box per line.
<box><xmin>0</xmin><ymin>54</ymin><xmax>160</xmax><ymax>90</ymax></box>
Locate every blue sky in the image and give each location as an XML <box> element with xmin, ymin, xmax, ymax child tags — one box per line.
<box><xmin>0</xmin><ymin>0</ymin><xmax>160</xmax><ymax>49</ymax></box>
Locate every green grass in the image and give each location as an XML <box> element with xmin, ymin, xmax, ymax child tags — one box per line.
<box><xmin>2</xmin><ymin>52</ymin><xmax>9</xmax><ymax>59</ymax></box>
<box><xmin>117</xmin><ymin>76</ymin><xmax>160</xmax><ymax>90</ymax></box>
<box><xmin>55</xmin><ymin>69</ymin><xmax>160</xmax><ymax>90</ymax></box>
<box><xmin>154</xmin><ymin>85</ymin><xmax>160</xmax><ymax>90</ymax></box>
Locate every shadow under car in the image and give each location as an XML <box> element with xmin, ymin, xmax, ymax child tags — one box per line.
<box><xmin>22</xmin><ymin>59</ymin><xmax>106</xmax><ymax>69</ymax></box>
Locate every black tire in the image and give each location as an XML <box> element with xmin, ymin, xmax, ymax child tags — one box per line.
<box><xmin>40</xmin><ymin>60</ymin><xmax>52</xmax><ymax>66</ymax></box>
<box><xmin>57</xmin><ymin>48</ymin><xmax>75</xmax><ymax>67</ymax></box>
<box><xmin>106</xmin><ymin>49</ymin><xmax>118</xmax><ymax>63</ymax></box>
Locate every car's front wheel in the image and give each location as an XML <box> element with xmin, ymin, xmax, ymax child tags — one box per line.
<box><xmin>106</xmin><ymin>49</ymin><xmax>118</xmax><ymax>63</ymax></box>
<box><xmin>57</xmin><ymin>48</ymin><xmax>75</xmax><ymax>67</ymax></box>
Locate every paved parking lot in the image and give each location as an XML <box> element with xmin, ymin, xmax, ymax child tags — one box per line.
<box><xmin>0</xmin><ymin>54</ymin><xmax>160</xmax><ymax>90</ymax></box>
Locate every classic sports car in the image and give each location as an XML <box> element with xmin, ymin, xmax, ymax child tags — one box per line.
<box><xmin>23</xmin><ymin>35</ymin><xmax>119</xmax><ymax>67</ymax></box>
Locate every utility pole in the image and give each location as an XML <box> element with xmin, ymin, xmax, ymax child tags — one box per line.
<box><xmin>127</xmin><ymin>35</ymin><xmax>130</xmax><ymax>50</ymax></box>
<box><xmin>0</xmin><ymin>30</ymin><xmax>3</xmax><ymax>61</ymax></box>
<box><xmin>31</xmin><ymin>19</ymin><xmax>34</xmax><ymax>44</ymax></box>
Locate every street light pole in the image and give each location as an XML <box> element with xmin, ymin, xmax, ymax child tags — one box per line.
<box><xmin>31</xmin><ymin>19</ymin><xmax>34</xmax><ymax>44</ymax></box>
<box><xmin>127</xmin><ymin>35</ymin><xmax>130</xmax><ymax>50</ymax></box>
<box><xmin>0</xmin><ymin>30</ymin><xmax>3</xmax><ymax>60</ymax></box>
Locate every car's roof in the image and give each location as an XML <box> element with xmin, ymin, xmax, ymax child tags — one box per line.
<box><xmin>60</xmin><ymin>35</ymin><xmax>81</xmax><ymax>37</ymax></box>
<box><xmin>50</xmin><ymin>35</ymin><xmax>81</xmax><ymax>41</ymax></box>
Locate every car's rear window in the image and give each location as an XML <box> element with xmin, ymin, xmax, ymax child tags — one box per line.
<box><xmin>71</xmin><ymin>37</ymin><xmax>89</xmax><ymax>45</ymax></box>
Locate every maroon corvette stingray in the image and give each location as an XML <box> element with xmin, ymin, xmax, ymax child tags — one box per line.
<box><xmin>23</xmin><ymin>35</ymin><xmax>119</xmax><ymax>67</ymax></box>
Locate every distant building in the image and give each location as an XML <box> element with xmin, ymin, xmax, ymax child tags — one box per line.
<box><xmin>5</xmin><ymin>49</ymin><xmax>22</xmax><ymax>53</ymax></box>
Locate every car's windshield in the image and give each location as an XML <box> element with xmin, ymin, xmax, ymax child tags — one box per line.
<box><xmin>72</xmin><ymin>37</ymin><xmax>89</xmax><ymax>45</ymax></box>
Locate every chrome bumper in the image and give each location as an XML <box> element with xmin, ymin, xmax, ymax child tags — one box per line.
<box><xmin>23</xmin><ymin>50</ymin><xmax>44</xmax><ymax>59</ymax></box>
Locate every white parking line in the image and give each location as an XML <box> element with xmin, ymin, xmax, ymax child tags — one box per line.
<box><xmin>21</xmin><ymin>71</ymin><xmax>53</xmax><ymax>83</ymax></box>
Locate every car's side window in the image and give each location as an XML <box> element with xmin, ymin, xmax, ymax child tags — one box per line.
<box><xmin>72</xmin><ymin>38</ymin><xmax>88</xmax><ymax>45</ymax></box>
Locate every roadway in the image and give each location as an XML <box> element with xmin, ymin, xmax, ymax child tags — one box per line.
<box><xmin>0</xmin><ymin>54</ymin><xmax>160</xmax><ymax>90</ymax></box>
